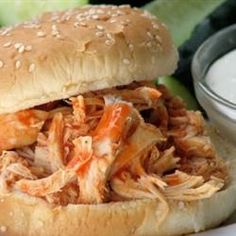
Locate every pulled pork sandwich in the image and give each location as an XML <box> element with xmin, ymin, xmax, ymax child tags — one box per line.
<box><xmin>0</xmin><ymin>5</ymin><xmax>236</xmax><ymax>236</ymax></box>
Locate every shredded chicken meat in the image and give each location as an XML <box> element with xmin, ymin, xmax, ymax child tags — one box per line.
<box><xmin>0</xmin><ymin>82</ymin><xmax>228</xmax><ymax>216</ymax></box>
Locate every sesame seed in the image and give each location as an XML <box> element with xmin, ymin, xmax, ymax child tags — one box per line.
<box><xmin>157</xmin><ymin>44</ymin><xmax>162</xmax><ymax>51</ymax></box>
<box><xmin>106</xmin><ymin>33</ymin><xmax>113</xmax><ymax>40</ymax></box>
<box><xmin>51</xmin><ymin>25</ymin><xmax>59</xmax><ymax>36</ymax></box>
<box><xmin>152</xmin><ymin>24</ymin><xmax>159</xmax><ymax>30</ymax></box>
<box><xmin>24</xmin><ymin>23</ymin><xmax>41</xmax><ymax>29</ymax></box>
<box><xmin>51</xmin><ymin>31</ymin><xmax>59</xmax><ymax>36</ymax></box>
<box><xmin>56</xmin><ymin>19</ymin><xmax>63</xmax><ymax>24</ymax></box>
<box><xmin>65</xmin><ymin>16</ymin><xmax>71</xmax><ymax>21</ymax></box>
<box><xmin>23</xmin><ymin>24</ymin><xmax>33</xmax><ymax>29</ymax></box>
<box><xmin>142</xmin><ymin>10</ymin><xmax>155</xmax><ymax>20</ymax></box>
<box><xmin>9</xmin><ymin>211</ymin><xmax>13</xmax><ymax>216</ymax></box>
<box><xmin>18</xmin><ymin>45</ymin><xmax>25</xmax><ymax>53</ymax></box>
<box><xmin>117</xmin><ymin>10</ymin><xmax>125</xmax><ymax>16</ymax></box>
<box><xmin>25</xmin><ymin>45</ymin><xmax>32</xmax><ymax>51</ymax></box>
<box><xmin>29</xmin><ymin>63</ymin><xmax>35</xmax><ymax>73</ymax></box>
<box><xmin>0</xmin><ymin>226</ymin><xmax>7</xmax><ymax>232</ymax></box>
<box><xmin>0</xmin><ymin>198</ymin><xmax>4</xmax><ymax>202</ymax></box>
<box><xmin>56</xmin><ymin>34</ymin><xmax>64</xmax><ymax>40</ymax></box>
<box><xmin>52</xmin><ymin>24</ymin><xmax>57</xmax><ymax>31</ymax></box>
<box><xmin>79</xmin><ymin>13</ymin><xmax>85</xmax><ymax>18</ymax></box>
<box><xmin>147</xmin><ymin>31</ymin><xmax>153</xmax><ymax>39</ymax></box>
<box><xmin>76</xmin><ymin>14</ymin><xmax>84</xmax><ymax>20</ymax></box>
<box><xmin>111</xmin><ymin>13</ymin><xmax>118</xmax><ymax>17</ymax></box>
<box><xmin>161</xmin><ymin>22</ymin><xmax>167</xmax><ymax>29</ymax></box>
<box><xmin>0</xmin><ymin>60</ymin><xmax>4</xmax><ymax>68</ymax></box>
<box><xmin>0</xmin><ymin>31</ymin><xmax>7</xmax><ymax>36</ymax></box>
<box><xmin>155</xmin><ymin>35</ymin><xmax>162</xmax><ymax>43</ymax></box>
<box><xmin>15</xmin><ymin>60</ymin><xmax>21</xmax><ymax>69</ymax></box>
<box><xmin>105</xmin><ymin>40</ymin><xmax>113</xmax><ymax>46</ymax></box>
<box><xmin>96</xmin><ymin>25</ymin><xmax>104</xmax><ymax>31</ymax></box>
<box><xmin>95</xmin><ymin>31</ymin><xmax>104</xmax><ymax>37</ymax></box>
<box><xmin>88</xmin><ymin>9</ymin><xmax>96</xmax><ymax>15</ymax></box>
<box><xmin>14</xmin><ymin>43</ymin><xmax>22</xmax><ymax>49</ymax></box>
<box><xmin>110</xmin><ymin>19</ymin><xmax>117</xmax><ymax>23</ymax></box>
<box><xmin>96</xmin><ymin>9</ymin><xmax>104</xmax><ymax>14</ymax></box>
<box><xmin>123</xmin><ymin>58</ymin><xmax>130</xmax><ymax>65</ymax></box>
<box><xmin>92</xmin><ymin>15</ymin><xmax>99</xmax><ymax>20</ymax></box>
<box><xmin>128</xmin><ymin>43</ymin><xmax>134</xmax><ymax>51</ymax></box>
<box><xmin>0</xmin><ymin>27</ymin><xmax>12</xmax><ymax>36</ymax></box>
<box><xmin>146</xmin><ymin>41</ymin><xmax>152</xmax><ymax>48</ymax></box>
<box><xmin>73</xmin><ymin>22</ymin><xmax>80</xmax><ymax>28</ymax></box>
<box><xmin>3</xmin><ymin>42</ymin><xmax>11</xmax><ymax>48</ymax></box>
<box><xmin>79</xmin><ymin>22</ymin><xmax>87</xmax><ymax>27</ymax></box>
<box><xmin>210</xmin><ymin>162</ymin><xmax>215</xmax><ymax>167</ymax></box>
<box><xmin>37</xmin><ymin>31</ymin><xmax>46</xmax><ymax>37</ymax></box>
<box><xmin>86</xmin><ymin>15</ymin><xmax>91</xmax><ymax>20</ymax></box>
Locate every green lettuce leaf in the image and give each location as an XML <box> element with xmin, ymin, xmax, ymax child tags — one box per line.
<box><xmin>144</xmin><ymin>0</ymin><xmax>226</xmax><ymax>47</ymax></box>
<box><xmin>0</xmin><ymin>0</ymin><xmax>88</xmax><ymax>26</ymax></box>
<box><xmin>158</xmin><ymin>76</ymin><xmax>199</xmax><ymax>110</ymax></box>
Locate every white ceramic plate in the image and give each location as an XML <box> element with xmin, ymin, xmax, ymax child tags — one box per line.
<box><xmin>193</xmin><ymin>224</ymin><xmax>236</xmax><ymax>236</ymax></box>
<box><xmin>192</xmin><ymin>210</ymin><xmax>236</xmax><ymax>235</ymax></box>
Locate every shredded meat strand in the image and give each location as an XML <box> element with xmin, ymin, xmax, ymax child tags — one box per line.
<box><xmin>0</xmin><ymin>83</ymin><xmax>228</xmax><ymax>216</ymax></box>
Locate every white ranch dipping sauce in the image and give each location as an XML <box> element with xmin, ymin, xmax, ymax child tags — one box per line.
<box><xmin>202</xmin><ymin>49</ymin><xmax>236</xmax><ymax>144</ymax></box>
<box><xmin>206</xmin><ymin>49</ymin><xmax>236</xmax><ymax>103</ymax></box>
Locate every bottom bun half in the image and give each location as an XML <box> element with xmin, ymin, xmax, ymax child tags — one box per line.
<box><xmin>0</xmin><ymin>126</ymin><xmax>236</xmax><ymax>236</ymax></box>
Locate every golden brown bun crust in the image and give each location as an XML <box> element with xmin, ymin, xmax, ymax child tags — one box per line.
<box><xmin>0</xmin><ymin>126</ymin><xmax>236</xmax><ymax>236</ymax></box>
<box><xmin>0</xmin><ymin>5</ymin><xmax>178</xmax><ymax>115</ymax></box>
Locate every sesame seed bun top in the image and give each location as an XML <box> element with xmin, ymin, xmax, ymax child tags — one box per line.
<box><xmin>0</xmin><ymin>5</ymin><xmax>178</xmax><ymax>114</ymax></box>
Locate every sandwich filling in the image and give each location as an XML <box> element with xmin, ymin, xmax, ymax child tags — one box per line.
<box><xmin>0</xmin><ymin>82</ymin><xmax>228</xmax><ymax>210</ymax></box>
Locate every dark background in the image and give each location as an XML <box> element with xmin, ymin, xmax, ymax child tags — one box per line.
<box><xmin>175</xmin><ymin>0</ymin><xmax>236</xmax><ymax>91</ymax></box>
